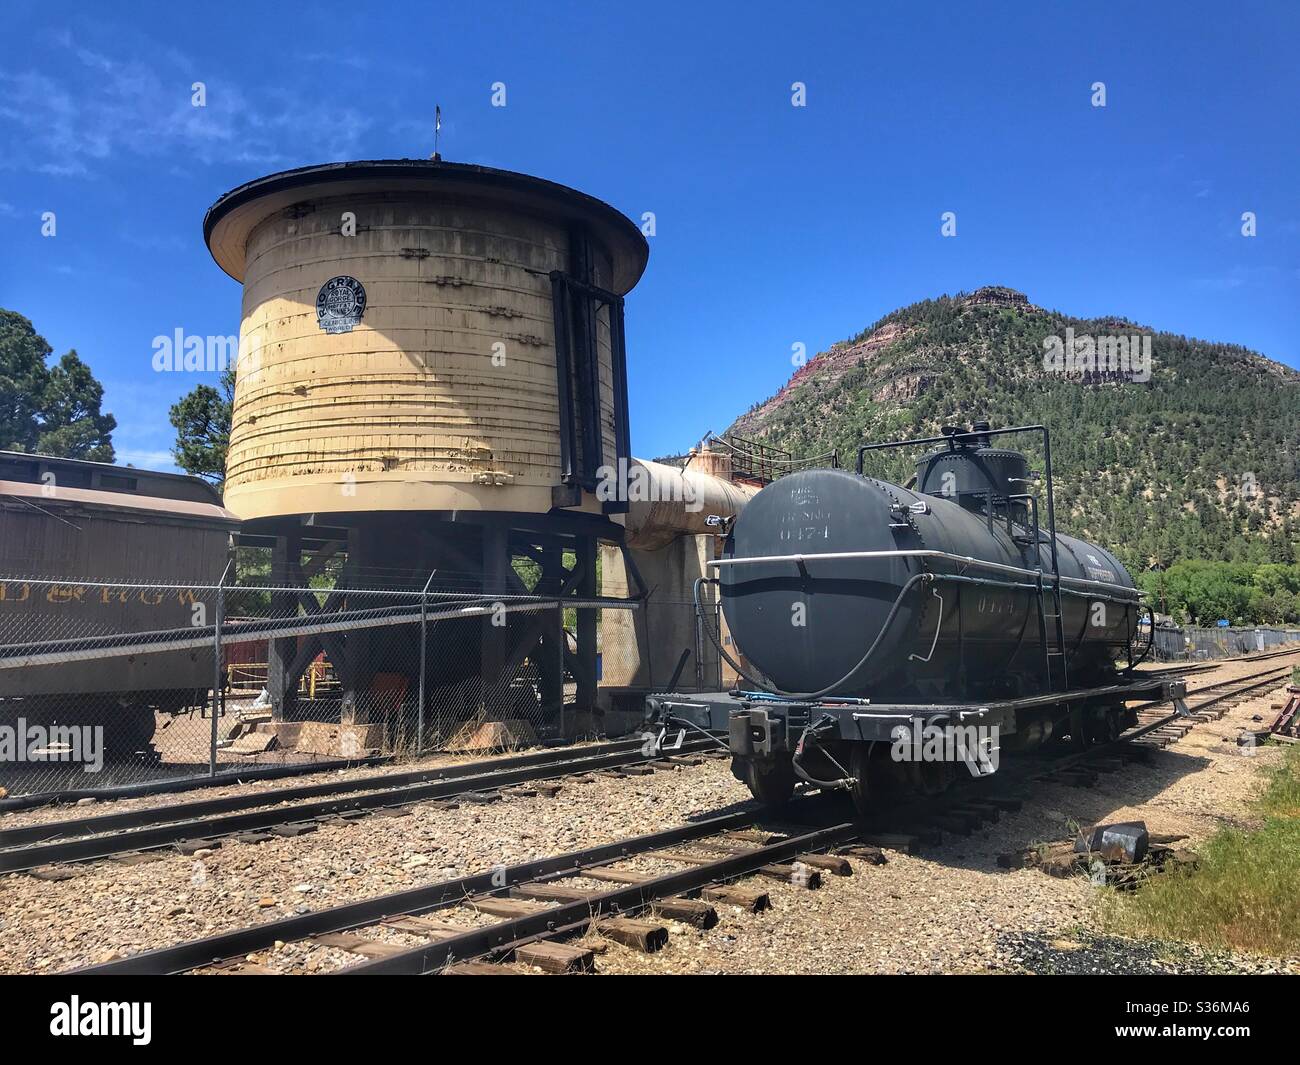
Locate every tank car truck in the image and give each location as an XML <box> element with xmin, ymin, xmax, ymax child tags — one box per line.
<box><xmin>645</xmin><ymin>422</ymin><xmax>1187</xmax><ymax>812</ymax></box>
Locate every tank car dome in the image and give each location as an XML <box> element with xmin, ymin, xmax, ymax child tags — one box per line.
<box><xmin>914</xmin><ymin>422</ymin><xmax>1032</xmax><ymax>505</ymax></box>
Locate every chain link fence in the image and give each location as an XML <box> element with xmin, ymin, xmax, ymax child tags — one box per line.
<box><xmin>8</xmin><ymin>565</ymin><xmax>1292</xmax><ymax>799</ymax></box>
<box><xmin>0</xmin><ymin>570</ymin><xmax>638</xmax><ymax>800</ymax></box>
<box><xmin>1150</xmin><ymin>623</ymin><xmax>1300</xmax><ymax>661</ymax></box>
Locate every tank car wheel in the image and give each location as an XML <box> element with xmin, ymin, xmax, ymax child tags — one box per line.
<box><xmin>908</xmin><ymin>758</ymin><xmax>955</xmax><ymax>796</ymax></box>
<box><xmin>848</xmin><ymin>746</ymin><xmax>873</xmax><ymax>816</ymax></box>
<box><xmin>89</xmin><ymin>699</ymin><xmax>158</xmax><ymax>757</ymax></box>
<box><xmin>738</xmin><ymin>757</ymin><xmax>797</xmax><ymax>808</ymax></box>
<box><xmin>1081</xmin><ymin>708</ymin><xmax>1119</xmax><ymax>746</ymax></box>
<box><xmin>1103</xmin><ymin>708</ymin><xmax>1124</xmax><ymax>743</ymax></box>
<box><xmin>114</xmin><ymin>706</ymin><xmax>159</xmax><ymax>755</ymax></box>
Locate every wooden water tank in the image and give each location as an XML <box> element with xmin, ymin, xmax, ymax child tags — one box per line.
<box><xmin>203</xmin><ymin>160</ymin><xmax>648</xmax><ymax>523</ymax></box>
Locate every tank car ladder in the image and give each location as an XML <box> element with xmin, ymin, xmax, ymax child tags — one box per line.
<box><xmin>1024</xmin><ymin>462</ymin><xmax>1066</xmax><ymax>696</ymax></box>
<box><xmin>1017</xmin><ymin>489</ymin><xmax>1069</xmax><ymax>693</ymax></box>
<box><xmin>1034</xmin><ymin>570</ymin><xmax>1070</xmax><ymax>691</ymax></box>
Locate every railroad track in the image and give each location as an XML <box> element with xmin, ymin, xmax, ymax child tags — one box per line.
<box><xmin>65</xmin><ymin>655</ymin><xmax>1297</xmax><ymax>976</ymax></box>
<box><xmin>1141</xmin><ymin>643</ymin><xmax>1300</xmax><ymax>677</ymax></box>
<box><xmin>0</xmin><ymin>737</ymin><xmax>720</xmax><ymax>874</ymax></box>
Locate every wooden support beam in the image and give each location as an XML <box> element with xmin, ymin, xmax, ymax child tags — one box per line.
<box><xmin>574</xmin><ymin>535</ymin><xmax>598</xmax><ymax>716</ymax></box>
<box><xmin>268</xmin><ymin>529</ymin><xmax>302</xmax><ymax>721</ymax></box>
<box><xmin>536</xmin><ymin>542</ymin><xmax>565</xmax><ymax>721</ymax></box>
<box><xmin>481</xmin><ymin>525</ymin><xmax>510</xmax><ymax>716</ymax></box>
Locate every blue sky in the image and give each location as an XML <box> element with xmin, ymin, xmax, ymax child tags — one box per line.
<box><xmin>2</xmin><ymin>1</ymin><xmax>1297</xmax><ymax>470</ymax></box>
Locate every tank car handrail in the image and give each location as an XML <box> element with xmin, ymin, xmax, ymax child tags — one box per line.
<box><xmin>853</xmin><ymin>421</ymin><xmax>1070</xmax><ymax>688</ymax></box>
<box><xmin>853</xmin><ymin>422</ymin><xmax>1051</xmax><ymax>474</ymax></box>
<box><xmin>706</xmin><ymin>549</ymin><xmax>1141</xmax><ymax>598</ymax></box>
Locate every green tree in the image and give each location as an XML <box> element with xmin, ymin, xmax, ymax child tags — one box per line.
<box><xmin>0</xmin><ymin>310</ymin><xmax>49</xmax><ymax>450</ymax></box>
<box><xmin>34</xmin><ymin>350</ymin><xmax>117</xmax><ymax>461</ymax></box>
<box><xmin>168</xmin><ymin>367</ymin><xmax>233</xmax><ymax>484</ymax></box>
<box><xmin>0</xmin><ymin>309</ymin><xmax>116</xmax><ymax>460</ymax></box>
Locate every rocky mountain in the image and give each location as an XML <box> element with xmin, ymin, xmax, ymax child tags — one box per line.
<box><xmin>724</xmin><ymin>287</ymin><xmax>1300</xmax><ymax>571</ymax></box>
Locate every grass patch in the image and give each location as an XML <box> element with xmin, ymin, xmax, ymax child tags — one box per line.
<box><xmin>1103</xmin><ymin>743</ymin><xmax>1300</xmax><ymax>957</ymax></box>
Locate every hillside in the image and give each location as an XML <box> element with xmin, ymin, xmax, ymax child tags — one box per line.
<box><xmin>725</xmin><ymin>287</ymin><xmax>1300</xmax><ymax>572</ymax></box>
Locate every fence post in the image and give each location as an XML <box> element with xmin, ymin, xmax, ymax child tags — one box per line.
<box><xmin>209</xmin><ymin>561</ymin><xmax>232</xmax><ymax>777</ymax></box>
<box><xmin>417</xmin><ymin>570</ymin><xmax>434</xmax><ymax>754</ymax></box>
<box><xmin>558</xmin><ymin>602</ymin><xmax>566</xmax><ymax>741</ymax></box>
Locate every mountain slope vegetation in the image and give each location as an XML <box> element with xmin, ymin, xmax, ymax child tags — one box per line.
<box><xmin>725</xmin><ymin>287</ymin><xmax>1300</xmax><ymax>573</ymax></box>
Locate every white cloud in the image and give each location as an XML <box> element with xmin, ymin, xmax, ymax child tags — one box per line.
<box><xmin>0</xmin><ymin>30</ymin><xmax>372</xmax><ymax>177</ymax></box>
<box><xmin>113</xmin><ymin>448</ymin><xmax>180</xmax><ymax>471</ymax></box>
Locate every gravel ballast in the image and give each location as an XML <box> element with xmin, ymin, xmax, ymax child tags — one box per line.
<box><xmin>2</xmin><ymin>652</ymin><xmax>1297</xmax><ymax>975</ymax></box>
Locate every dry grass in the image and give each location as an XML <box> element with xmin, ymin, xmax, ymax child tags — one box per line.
<box><xmin>1103</xmin><ymin>743</ymin><xmax>1300</xmax><ymax>957</ymax></box>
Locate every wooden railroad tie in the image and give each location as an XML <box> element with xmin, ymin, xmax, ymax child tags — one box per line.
<box><xmin>269</xmin><ymin>822</ymin><xmax>319</xmax><ymax>837</ymax></box>
<box><xmin>175</xmin><ymin>839</ymin><xmax>222</xmax><ymax>855</ymax></box>
<box><xmin>580</xmin><ymin>867</ymin><xmax>651</xmax><ymax>885</ymax></box>
<box><xmin>513</xmin><ymin>940</ymin><xmax>595</xmax><ymax>974</ymax></box>
<box><xmin>510</xmin><ymin>882</ymin><xmax>598</xmax><ymax>904</ymax></box>
<box><xmin>859</xmin><ymin>833</ymin><xmax>923</xmax><ymax>854</ymax></box>
<box><xmin>834</xmin><ymin>844</ymin><xmax>888</xmax><ymax>865</ymax></box>
<box><xmin>794</xmin><ymin>853</ymin><xmax>852</xmax><ymax>876</ymax></box>
<box><xmin>754</xmin><ymin>863</ymin><xmax>822</xmax><ymax>889</ymax></box>
<box><xmin>312</xmin><ymin>932</ymin><xmax>408</xmax><ymax>960</ymax></box>
<box><xmin>381</xmin><ymin>915</ymin><xmax>474</xmax><ymax>939</ymax></box>
<box><xmin>722</xmin><ymin>829</ymin><xmax>785</xmax><ymax>845</ymax></box>
<box><xmin>651</xmin><ymin>898</ymin><xmax>718</xmax><ymax>928</ymax></box>
<box><xmin>443</xmin><ymin>960</ymin><xmax>521</xmax><ymax>975</ymax></box>
<box><xmin>598</xmin><ymin>917</ymin><xmax>669</xmax><ymax>953</ymax></box>
<box><xmin>702</xmin><ymin>883</ymin><xmax>770</xmax><ymax>912</ymax></box>
<box><xmin>473</xmin><ymin>896</ymin><xmax>551</xmax><ymax>919</ymax></box>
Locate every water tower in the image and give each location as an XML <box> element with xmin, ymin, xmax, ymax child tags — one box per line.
<box><xmin>204</xmin><ymin>159</ymin><xmax>648</xmax><ymax>740</ymax></box>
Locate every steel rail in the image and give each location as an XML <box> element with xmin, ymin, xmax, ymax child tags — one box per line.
<box><xmin>342</xmin><ymin>819</ymin><xmax>862</xmax><ymax>974</ymax></box>
<box><xmin>0</xmin><ymin>737</ymin><xmax>662</xmax><ymax>848</ymax></box>
<box><xmin>0</xmin><ymin>740</ymin><xmax>714</xmax><ymax>873</ymax></box>
<box><xmin>69</xmin><ymin>805</ymin><xmax>775</xmax><ymax>975</ymax></box>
